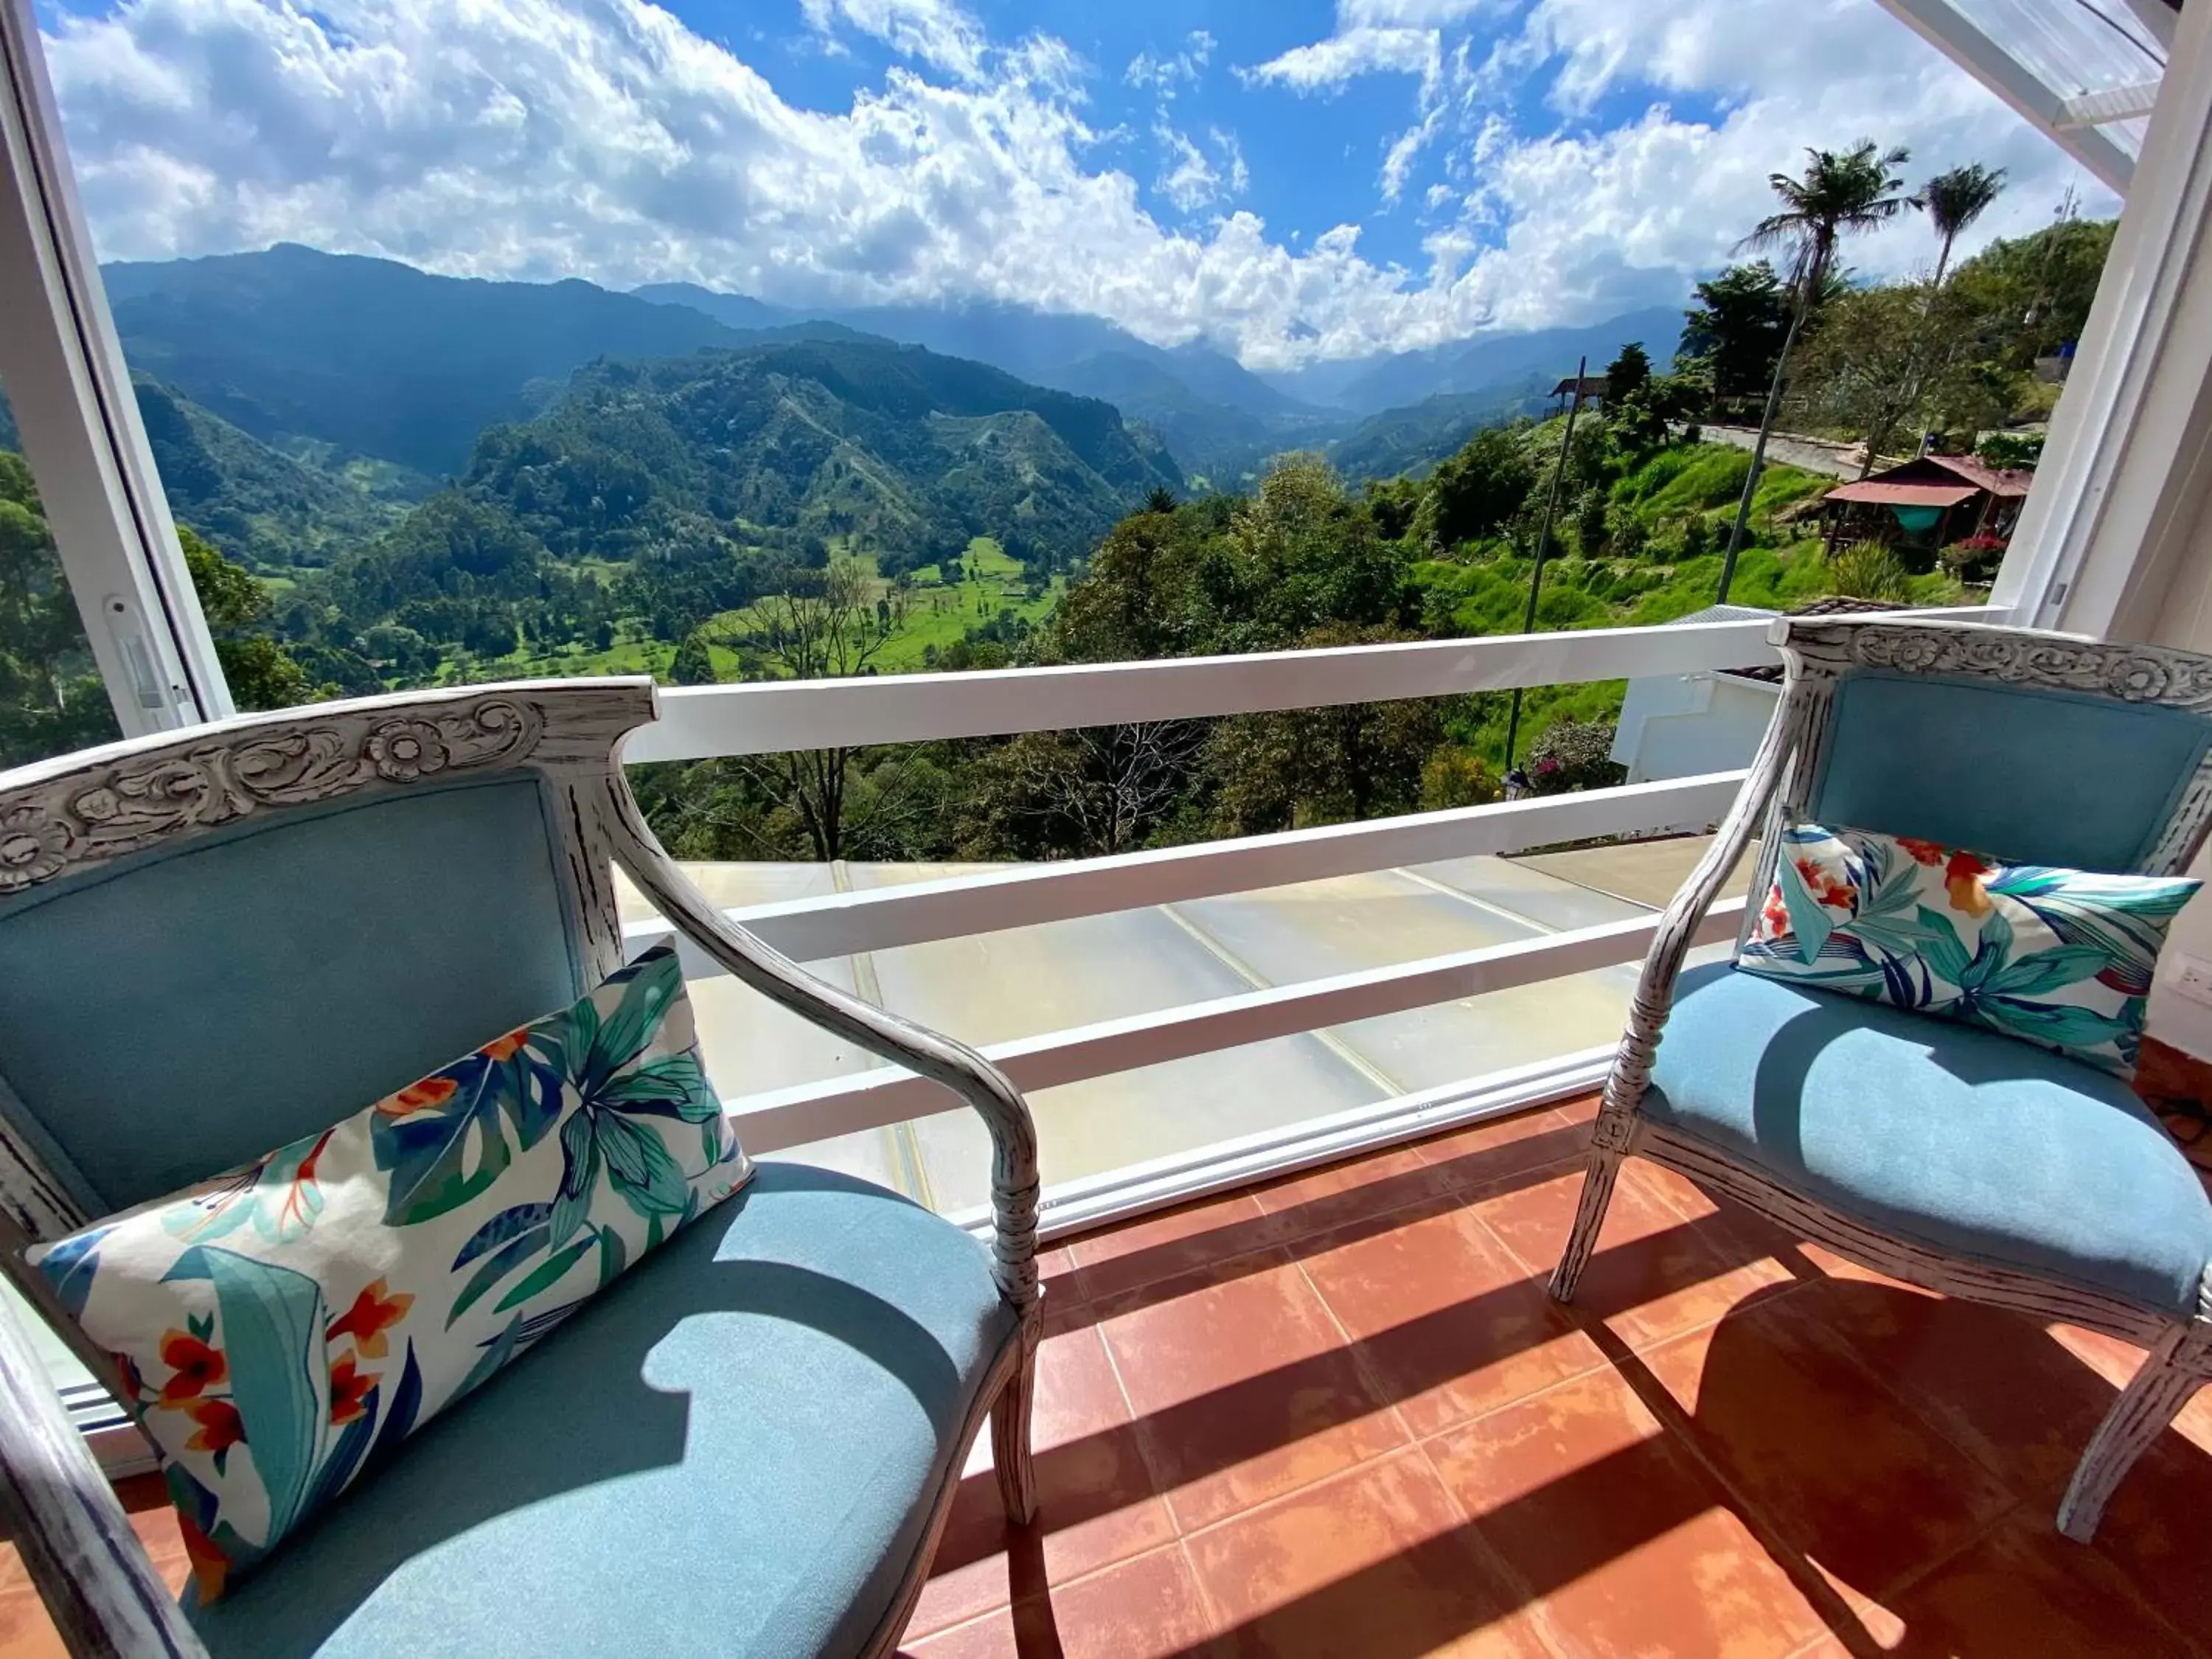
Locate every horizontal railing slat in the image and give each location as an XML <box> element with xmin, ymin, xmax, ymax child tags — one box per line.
<box><xmin>728</xmin><ymin>897</ymin><xmax>1746</xmax><ymax>1153</ymax></box>
<box><xmin>626</xmin><ymin>769</ymin><xmax>1746</xmax><ymax>964</ymax></box>
<box><xmin>623</xmin><ymin>616</ymin><xmax>1804</xmax><ymax>762</ymax></box>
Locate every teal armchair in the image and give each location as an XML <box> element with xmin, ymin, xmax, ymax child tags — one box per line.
<box><xmin>1550</xmin><ymin>615</ymin><xmax>2212</xmax><ymax>1543</ymax></box>
<box><xmin>0</xmin><ymin>679</ymin><xmax>1042</xmax><ymax>1658</ymax></box>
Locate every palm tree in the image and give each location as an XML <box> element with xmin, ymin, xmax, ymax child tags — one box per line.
<box><xmin>1917</xmin><ymin>162</ymin><xmax>2006</xmax><ymax>288</ymax></box>
<box><xmin>1716</xmin><ymin>140</ymin><xmax>1913</xmax><ymax>601</ymax></box>
<box><xmin>1832</xmin><ymin>163</ymin><xmax>2008</xmax><ymax>481</ymax></box>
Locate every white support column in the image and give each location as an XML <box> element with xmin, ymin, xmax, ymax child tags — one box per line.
<box><xmin>1992</xmin><ymin>0</ymin><xmax>2212</xmax><ymax>641</ymax></box>
<box><xmin>0</xmin><ymin>0</ymin><xmax>229</xmax><ymax>735</ymax></box>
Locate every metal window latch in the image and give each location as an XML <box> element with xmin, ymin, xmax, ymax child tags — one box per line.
<box><xmin>102</xmin><ymin>594</ymin><xmax>175</xmax><ymax>714</ymax></box>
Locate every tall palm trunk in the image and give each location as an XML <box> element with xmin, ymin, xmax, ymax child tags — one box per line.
<box><xmin>1716</xmin><ymin>271</ymin><xmax>1816</xmax><ymax>603</ymax></box>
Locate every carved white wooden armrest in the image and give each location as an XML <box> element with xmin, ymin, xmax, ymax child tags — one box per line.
<box><xmin>592</xmin><ymin>777</ymin><xmax>1043</xmax><ymax>1310</ymax></box>
<box><xmin>1602</xmin><ymin>676</ymin><xmax>1806</xmax><ymax>1120</ymax></box>
<box><xmin>0</xmin><ymin>1290</ymin><xmax>206</xmax><ymax>1659</ymax></box>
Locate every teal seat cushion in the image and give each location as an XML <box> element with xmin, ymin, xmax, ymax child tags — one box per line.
<box><xmin>184</xmin><ymin>1162</ymin><xmax>1020</xmax><ymax>1659</ymax></box>
<box><xmin>1645</xmin><ymin>964</ymin><xmax>2212</xmax><ymax>1317</ymax></box>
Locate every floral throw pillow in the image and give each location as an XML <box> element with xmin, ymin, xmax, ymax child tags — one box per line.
<box><xmin>1736</xmin><ymin>822</ymin><xmax>2199</xmax><ymax>1076</ymax></box>
<box><xmin>23</xmin><ymin>946</ymin><xmax>748</xmax><ymax>1603</ymax></box>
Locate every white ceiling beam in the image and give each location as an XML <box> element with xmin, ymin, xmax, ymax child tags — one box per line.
<box><xmin>2058</xmin><ymin>77</ymin><xmax>2166</xmax><ymax>128</ymax></box>
<box><xmin>1874</xmin><ymin>0</ymin><xmax>2137</xmax><ymax>195</ymax></box>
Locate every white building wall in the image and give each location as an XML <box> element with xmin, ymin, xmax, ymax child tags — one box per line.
<box><xmin>1613</xmin><ymin>673</ymin><xmax>1781</xmax><ymax>785</ymax></box>
<box><xmin>2134</xmin><ymin>484</ymin><xmax>2212</xmax><ymax>1058</ymax></box>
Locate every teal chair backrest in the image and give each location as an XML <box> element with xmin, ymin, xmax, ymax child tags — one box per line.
<box><xmin>0</xmin><ymin>683</ymin><xmax>652</xmax><ymax>1224</ymax></box>
<box><xmin>1784</xmin><ymin>622</ymin><xmax>2212</xmax><ymax>877</ymax></box>
<box><xmin>0</xmin><ymin>776</ymin><xmax>585</xmax><ymax>1219</ymax></box>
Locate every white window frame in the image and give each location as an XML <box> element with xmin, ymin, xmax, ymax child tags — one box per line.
<box><xmin>1992</xmin><ymin>0</ymin><xmax>2212</xmax><ymax>639</ymax></box>
<box><xmin>0</xmin><ymin>0</ymin><xmax>230</xmax><ymax>737</ymax></box>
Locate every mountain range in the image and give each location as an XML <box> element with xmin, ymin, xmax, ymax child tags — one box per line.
<box><xmin>78</xmin><ymin>244</ymin><xmax>1689</xmax><ymax>578</ymax></box>
<box><xmin>630</xmin><ymin>279</ymin><xmax>1681</xmax><ymax>478</ymax></box>
<box><xmin>93</xmin><ymin>243</ymin><xmax>1680</xmax><ymax>482</ymax></box>
<box><xmin>462</xmin><ymin>338</ymin><xmax>1182</xmax><ymax>571</ymax></box>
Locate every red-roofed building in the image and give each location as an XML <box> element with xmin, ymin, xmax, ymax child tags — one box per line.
<box><xmin>1819</xmin><ymin>453</ymin><xmax>2033</xmax><ymax>556</ymax></box>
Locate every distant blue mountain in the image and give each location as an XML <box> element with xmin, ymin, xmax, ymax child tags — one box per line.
<box><xmin>1267</xmin><ymin>305</ymin><xmax>1687</xmax><ymax>417</ymax></box>
<box><xmin>630</xmin><ymin>280</ymin><xmax>1346</xmax><ymax>479</ymax></box>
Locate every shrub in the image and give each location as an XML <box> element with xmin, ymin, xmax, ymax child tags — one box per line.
<box><xmin>1975</xmin><ymin>431</ymin><xmax>2043</xmax><ymax>470</ymax></box>
<box><xmin>1826</xmin><ymin>539</ymin><xmax>1913</xmax><ymax>602</ymax></box>
<box><xmin>1939</xmin><ymin>534</ymin><xmax>2008</xmax><ymax>584</ymax></box>
<box><xmin>1526</xmin><ymin>718</ymin><xmax>1627</xmax><ymax>795</ymax></box>
<box><xmin>1421</xmin><ymin>748</ymin><xmax>1500</xmax><ymax>810</ymax></box>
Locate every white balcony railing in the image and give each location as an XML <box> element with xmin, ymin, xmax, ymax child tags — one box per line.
<box><xmin>622</xmin><ymin>605</ymin><xmax>2002</xmax><ymax>1234</ymax></box>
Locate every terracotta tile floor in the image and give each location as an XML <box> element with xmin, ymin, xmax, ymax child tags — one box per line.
<box><xmin>10</xmin><ymin>1091</ymin><xmax>2212</xmax><ymax>1658</ymax></box>
<box><xmin>904</xmin><ymin>1093</ymin><xmax>2212</xmax><ymax>1659</ymax></box>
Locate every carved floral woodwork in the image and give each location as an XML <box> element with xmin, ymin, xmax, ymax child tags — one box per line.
<box><xmin>0</xmin><ymin>698</ymin><xmax>540</xmax><ymax>897</ymax></box>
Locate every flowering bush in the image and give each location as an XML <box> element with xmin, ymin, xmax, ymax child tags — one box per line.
<box><xmin>1526</xmin><ymin>719</ymin><xmax>1627</xmax><ymax>795</ymax></box>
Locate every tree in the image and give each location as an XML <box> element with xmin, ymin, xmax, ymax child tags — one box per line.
<box><xmin>962</xmin><ymin>721</ymin><xmax>1206</xmax><ymax>858</ymax></box>
<box><xmin>1602</xmin><ymin>343</ymin><xmax>1652</xmax><ymax>408</ymax></box>
<box><xmin>733</xmin><ymin>560</ymin><xmax>914</xmax><ymax>860</ymax></box>
<box><xmin>1947</xmin><ymin>212</ymin><xmax>2113</xmax><ymax>370</ymax></box>
<box><xmin>1526</xmin><ymin>718</ymin><xmax>1627</xmax><ymax>795</ymax></box>
<box><xmin>1209</xmin><ymin>625</ymin><xmax>1446</xmax><ymax>832</ymax></box>
<box><xmin>0</xmin><ymin>451</ymin><xmax>116</xmax><ymax>767</ymax></box>
<box><xmin>179</xmin><ymin>525</ymin><xmax>322</xmax><ymax>710</ymax></box>
<box><xmin>1143</xmin><ymin>486</ymin><xmax>1178</xmax><ymax>515</ymax></box>
<box><xmin>1680</xmin><ymin>262</ymin><xmax>1790</xmax><ymax>404</ymax></box>
<box><xmin>1607</xmin><ymin>370</ymin><xmax>1707</xmax><ymax>456</ymax></box>
<box><xmin>669</xmin><ymin>629</ymin><xmax>718</xmax><ymax>685</ymax></box>
<box><xmin>1916</xmin><ymin>162</ymin><xmax>2006</xmax><ymax>287</ymax></box>
<box><xmin>1414</xmin><ymin>428</ymin><xmax>1537</xmax><ymax>552</ymax></box>
<box><xmin>1789</xmin><ymin>281</ymin><xmax>2014</xmax><ymax>475</ymax></box>
<box><xmin>1718</xmin><ymin>139</ymin><xmax>1913</xmax><ymax>599</ymax></box>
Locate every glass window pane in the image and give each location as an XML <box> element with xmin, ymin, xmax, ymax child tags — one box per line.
<box><xmin>0</xmin><ymin>378</ymin><xmax>120</xmax><ymax>768</ymax></box>
<box><xmin>24</xmin><ymin>0</ymin><xmax>2107</xmax><ymax>1206</ymax></box>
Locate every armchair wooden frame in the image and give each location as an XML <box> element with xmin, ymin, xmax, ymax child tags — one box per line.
<box><xmin>1547</xmin><ymin>615</ymin><xmax>2212</xmax><ymax>1545</ymax></box>
<box><xmin>0</xmin><ymin>677</ymin><xmax>1043</xmax><ymax>1659</ymax></box>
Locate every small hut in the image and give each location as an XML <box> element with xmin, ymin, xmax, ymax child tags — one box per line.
<box><xmin>1549</xmin><ymin>375</ymin><xmax>1607</xmax><ymax>413</ymax></box>
<box><xmin>1819</xmin><ymin>454</ymin><xmax>2032</xmax><ymax>557</ymax></box>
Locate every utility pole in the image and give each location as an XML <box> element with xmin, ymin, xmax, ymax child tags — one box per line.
<box><xmin>1503</xmin><ymin>355</ymin><xmax>1586</xmax><ymax>771</ymax></box>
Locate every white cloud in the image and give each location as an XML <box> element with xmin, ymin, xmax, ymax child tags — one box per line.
<box><xmin>1126</xmin><ymin>30</ymin><xmax>1213</xmax><ymax>98</ymax></box>
<box><xmin>41</xmin><ymin>0</ymin><xmax>2121</xmax><ymax>372</ymax></box>
<box><xmin>1259</xmin><ymin>0</ymin><xmax>2118</xmax><ymax>330</ymax></box>
<box><xmin>1211</xmin><ymin>127</ymin><xmax>1251</xmax><ymax>197</ymax></box>
<box><xmin>1242</xmin><ymin>27</ymin><xmax>1441</xmax><ymax>96</ymax></box>
<box><xmin>1381</xmin><ymin>109</ymin><xmax>1445</xmax><ymax>201</ymax></box>
<box><xmin>801</xmin><ymin>0</ymin><xmax>987</xmax><ymax>83</ymax></box>
<box><xmin>1152</xmin><ymin>121</ymin><xmax>1248</xmax><ymax>215</ymax></box>
<box><xmin>1342</xmin><ymin>0</ymin><xmax>1503</xmax><ymax>24</ymax></box>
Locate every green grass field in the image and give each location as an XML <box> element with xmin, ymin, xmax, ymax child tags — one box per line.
<box><xmin>452</xmin><ymin>535</ymin><xmax>1060</xmax><ymax>686</ymax></box>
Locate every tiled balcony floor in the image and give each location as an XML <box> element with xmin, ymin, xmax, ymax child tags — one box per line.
<box><xmin>8</xmin><ymin>1095</ymin><xmax>2212</xmax><ymax>1657</ymax></box>
<box><xmin>904</xmin><ymin>1096</ymin><xmax>2212</xmax><ymax>1658</ymax></box>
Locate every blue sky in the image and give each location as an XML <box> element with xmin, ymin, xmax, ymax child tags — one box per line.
<box><xmin>36</xmin><ymin>0</ymin><xmax>2113</xmax><ymax>367</ymax></box>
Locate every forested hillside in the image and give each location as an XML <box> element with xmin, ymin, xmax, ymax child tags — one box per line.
<box><xmin>242</xmin><ymin>334</ymin><xmax>1178</xmax><ymax>695</ymax></box>
<box><xmin>631</xmin><ymin>408</ymin><xmax>1940</xmax><ymax>865</ymax></box>
<box><xmin>0</xmin><ymin>451</ymin><xmax>116</xmax><ymax>766</ymax></box>
<box><xmin>5</xmin><ymin>194</ymin><xmax>2109</xmax><ymax>857</ymax></box>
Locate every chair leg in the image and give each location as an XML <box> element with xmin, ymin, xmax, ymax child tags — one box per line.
<box><xmin>990</xmin><ymin>1326</ymin><xmax>1040</xmax><ymax>1527</ymax></box>
<box><xmin>1547</xmin><ymin>1148</ymin><xmax>1623</xmax><ymax>1304</ymax></box>
<box><xmin>2058</xmin><ymin>1333</ymin><xmax>2200</xmax><ymax>1543</ymax></box>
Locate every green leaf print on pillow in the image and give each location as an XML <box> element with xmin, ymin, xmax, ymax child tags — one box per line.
<box><xmin>1739</xmin><ymin>822</ymin><xmax>2199</xmax><ymax>1075</ymax></box>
